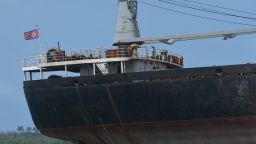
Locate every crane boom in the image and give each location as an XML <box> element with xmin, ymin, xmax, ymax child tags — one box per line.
<box><xmin>113</xmin><ymin>27</ymin><xmax>256</xmax><ymax>46</ymax></box>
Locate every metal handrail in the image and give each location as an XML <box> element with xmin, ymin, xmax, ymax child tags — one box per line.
<box><xmin>22</xmin><ymin>46</ymin><xmax>183</xmax><ymax>68</ymax></box>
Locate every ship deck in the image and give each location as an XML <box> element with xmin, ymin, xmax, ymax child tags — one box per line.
<box><xmin>22</xmin><ymin>46</ymin><xmax>183</xmax><ymax>80</ymax></box>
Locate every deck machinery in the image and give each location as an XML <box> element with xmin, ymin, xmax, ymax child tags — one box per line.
<box><xmin>23</xmin><ymin>0</ymin><xmax>256</xmax><ymax>144</ymax></box>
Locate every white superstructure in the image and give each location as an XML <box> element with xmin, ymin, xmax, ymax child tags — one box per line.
<box><xmin>22</xmin><ymin>46</ymin><xmax>183</xmax><ymax>80</ymax></box>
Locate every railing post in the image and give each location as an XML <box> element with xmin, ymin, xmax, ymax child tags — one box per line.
<box><xmin>30</xmin><ymin>72</ymin><xmax>33</xmax><ymax>80</ymax></box>
<box><xmin>123</xmin><ymin>61</ymin><xmax>126</xmax><ymax>73</ymax></box>
<box><xmin>93</xmin><ymin>63</ymin><xmax>96</xmax><ymax>76</ymax></box>
<box><xmin>65</xmin><ymin>65</ymin><xmax>68</xmax><ymax>77</ymax></box>
<box><xmin>23</xmin><ymin>72</ymin><xmax>27</xmax><ymax>81</ymax></box>
<box><xmin>121</xmin><ymin>61</ymin><xmax>124</xmax><ymax>74</ymax></box>
<box><xmin>40</xmin><ymin>68</ymin><xmax>44</xmax><ymax>80</ymax></box>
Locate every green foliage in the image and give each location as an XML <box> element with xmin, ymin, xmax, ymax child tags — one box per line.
<box><xmin>0</xmin><ymin>132</ymin><xmax>72</xmax><ymax>144</ymax></box>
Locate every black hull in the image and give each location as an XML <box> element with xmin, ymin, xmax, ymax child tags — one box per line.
<box><xmin>24</xmin><ymin>64</ymin><xmax>256</xmax><ymax>144</ymax></box>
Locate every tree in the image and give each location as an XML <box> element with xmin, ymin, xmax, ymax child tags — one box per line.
<box><xmin>26</xmin><ymin>127</ymin><xmax>32</xmax><ymax>133</ymax></box>
<box><xmin>17</xmin><ymin>126</ymin><xmax>24</xmax><ymax>133</ymax></box>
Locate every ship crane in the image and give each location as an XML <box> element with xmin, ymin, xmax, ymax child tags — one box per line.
<box><xmin>113</xmin><ymin>0</ymin><xmax>256</xmax><ymax>46</ymax></box>
<box><xmin>114</xmin><ymin>27</ymin><xmax>256</xmax><ymax>46</ymax></box>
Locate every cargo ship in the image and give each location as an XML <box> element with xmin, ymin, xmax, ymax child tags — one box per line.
<box><xmin>23</xmin><ymin>0</ymin><xmax>256</xmax><ymax>144</ymax></box>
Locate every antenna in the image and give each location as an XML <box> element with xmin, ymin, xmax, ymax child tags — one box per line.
<box><xmin>57</xmin><ymin>41</ymin><xmax>61</xmax><ymax>50</ymax></box>
<box><xmin>114</xmin><ymin>0</ymin><xmax>140</xmax><ymax>43</ymax></box>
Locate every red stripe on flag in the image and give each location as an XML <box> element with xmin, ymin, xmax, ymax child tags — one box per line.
<box><xmin>24</xmin><ymin>29</ymin><xmax>39</xmax><ymax>40</ymax></box>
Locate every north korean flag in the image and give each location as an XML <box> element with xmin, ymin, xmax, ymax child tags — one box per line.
<box><xmin>24</xmin><ymin>29</ymin><xmax>39</xmax><ymax>40</ymax></box>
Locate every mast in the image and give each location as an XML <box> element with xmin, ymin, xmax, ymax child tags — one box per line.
<box><xmin>114</xmin><ymin>0</ymin><xmax>140</xmax><ymax>43</ymax></box>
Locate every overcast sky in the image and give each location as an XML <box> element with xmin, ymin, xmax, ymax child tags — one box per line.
<box><xmin>0</xmin><ymin>0</ymin><xmax>256</xmax><ymax>131</ymax></box>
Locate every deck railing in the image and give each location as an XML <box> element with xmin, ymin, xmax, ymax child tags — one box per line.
<box><xmin>22</xmin><ymin>46</ymin><xmax>183</xmax><ymax>67</ymax></box>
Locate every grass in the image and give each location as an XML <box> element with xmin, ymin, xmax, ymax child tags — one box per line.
<box><xmin>0</xmin><ymin>132</ymin><xmax>72</xmax><ymax>144</ymax></box>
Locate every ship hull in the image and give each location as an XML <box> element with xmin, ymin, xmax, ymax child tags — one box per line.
<box><xmin>41</xmin><ymin>116</ymin><xmax>256</xmax><ymax>144</ymax></box>
<box><xmin>24</xmin><ymin>64</ymin><xmax>256</xmax><ymax>144</ymax></box>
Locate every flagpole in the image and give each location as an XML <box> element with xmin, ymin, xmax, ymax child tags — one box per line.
<box><xmin>36</xmin><ymin>25</ymin><xmax>43</xmax><ymax>55</ymax></box>
<box><xmin>36</xmin><ymin>25</ymin><xmax>44</xmax><ymax>65</ymax></box>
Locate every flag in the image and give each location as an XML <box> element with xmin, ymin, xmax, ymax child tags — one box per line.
<box><xmin>24</xmin><ymin>29</ymin><xmax>39</xmax><ymax>40</ymax></box>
